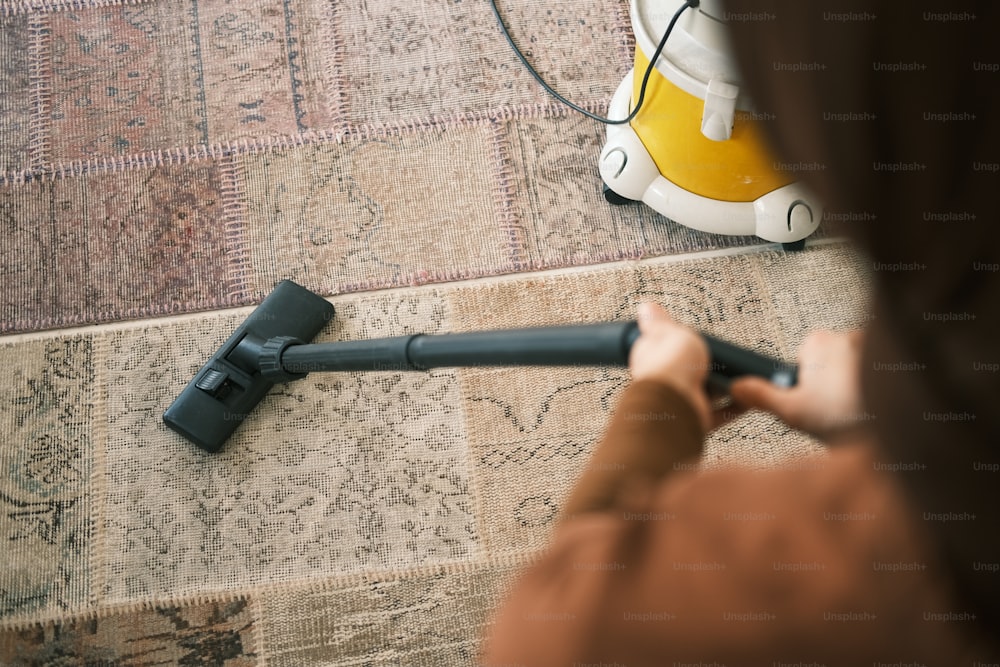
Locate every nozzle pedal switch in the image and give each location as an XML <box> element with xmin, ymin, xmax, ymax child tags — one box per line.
<box><xmin>195</xmin><ymin>368</ymin><xmax>234</xmax><ymax>399</ymax></box>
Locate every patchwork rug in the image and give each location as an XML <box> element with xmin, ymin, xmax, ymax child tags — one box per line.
<box><xmin>0</xmin><ymin>0</ymin><xmax>867</xmax><ymax>664</ymax></box>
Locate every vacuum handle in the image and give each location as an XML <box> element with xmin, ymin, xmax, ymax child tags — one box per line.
<box><xmin>278</xmin><ymin>321</ymin><xmax>798</xmax><ymax>388</ymax></box>
<box><xmin>702</xmin><ymin>332</ymin><xmax>798</xmax><ymax>389</ymax></box>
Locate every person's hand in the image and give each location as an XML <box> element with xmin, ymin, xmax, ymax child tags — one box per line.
<box><xmin>629</xmin><ymin>302</ymin><xmax>712</xmax><ymax>431</ymax></box>
<box><xmin>729</xmin><ymin>329</ymin><xmax>866</xmax><ymax>441</ymax></box>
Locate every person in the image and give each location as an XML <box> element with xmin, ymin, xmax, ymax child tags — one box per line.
<box><xmin>482</xmin><ymin>1</ymin><xmax>999</xmax><ymax>664</ymax></box>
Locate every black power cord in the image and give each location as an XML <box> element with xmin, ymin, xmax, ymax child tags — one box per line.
<box><xmin>489</xmin><ymin>0</ymin><xmax>699</xmax><ymax>125</ymax></box>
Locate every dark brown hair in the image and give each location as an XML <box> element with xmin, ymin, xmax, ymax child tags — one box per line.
<box><xmin>724</xmin><ymin>0</ymin><xmax>1000</xmax><ymax>634</ymax></box>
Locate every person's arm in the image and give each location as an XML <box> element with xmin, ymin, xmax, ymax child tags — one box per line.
<box><xmin>563</xmin><ymin>310</ymin><xmax>872</xmax><ymax>523</ymax></box>
<box><xmin>558</xmin><ymin>379</ymin><xmax>704</xmax><ymax>521</ymax></box>
<box><xmin>483</xmin><ymin>303</ymin><xmax>715</xmax><ymax>666</ymax></box>
<box><xmin>559</xmin><ymin>302</ymin><xmax>711</xmax><ymax>521</ymax></box>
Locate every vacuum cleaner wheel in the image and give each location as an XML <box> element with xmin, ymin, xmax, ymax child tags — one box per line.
<box><xmin>602</xmin><ymin>182</ymin><xmax>639</xmax><ymax>206</ymax></box>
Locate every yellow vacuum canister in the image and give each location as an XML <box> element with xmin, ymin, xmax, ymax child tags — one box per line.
<box><xmin>599</xmin><ymin>0</ymin><xmax>821</xmax><ymax>246</ymax></box>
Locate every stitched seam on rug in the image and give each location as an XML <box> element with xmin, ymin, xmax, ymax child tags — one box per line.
<box><xmin>0</xmin><ymin>0</ymin><xmax>150</xmax><ymax>17</ymax></box>
<box><xmin>25</xmin><ymin>11</ymin><xmax>50</xmax><ymax>173</ymax></box>
<box><xmin>219</xmin><ymin>154</ymin><xmax>253</xmax><ymax>301</ymax></box>
<box><xmin>0</xmin><ymin>104</ymin><xmax>606</xmax><ymax>188</ymax></box>
<box><xmin>2</xmin><ymin>295</ymin><xmax>244</xmax><ymax>336</ymax></box>
<box><xmin>0</xmin><ymin>550</ymin><xmax>542</xmax><ymax>632</ymax></box>
<box><xmin>88</xmin><ymin>332</ymin><xmax>110</xmax><ymax>611</ymax></box>
<box><xmin>458</xmin><ymin>379</ymin><xmax>507</xmax><ymax>556</ymax></box>
<box><xmin>488</xmin><ymin>117</ymin><xmax>528</xmax><ymax>273</ymax></box>
<box><xmin>3</xmin><ymin>314</ymin><xmax>83</xmax><ymax>337</ymax></box>
<box><xmin>0</xmin><ymin>590</ymin><xmax>250</xmax><ymax>633</ymax></box>
<box><xmin>0</xmin><ymin>240</ymin><xmax>852</xmax><ymax>343</ymax></box>
<box><xmin>335</xmin><ymin>262</ymin><xmax>525</xmax><ymax>295</ymax></box>
<box><xmin>243</xmin><ymin>550</ymin><xmax>542</xmax><ymax>599</ymax></box>
<box><xmin>339</xmin><ymin>103</ymin><xmax>600</xmax><ymax>141</ymax></box>
<box><xmin>609</xmin><ymin>0</ymin><xmax>637</xmax><ymax>73</ymax></box>
<box><xmin>419</xmin><ymin>241</ymin><xmax>853</xmax><ymax>313</ymax></box>
<box><xmin>0</xmin><ymin>241</ymin><xmax>851</xmax><ymax>340</ymax></box>
<box><xmin>320</xmin><ymin>0</ymin><xmax>350</xmax><ymax>137</ymax></box>
<box><xmin>447</xmin><ymin>282</ymin><xmax>492</xmax><ymax>564</ymax></box>
<box><xmin>248</xmin><ymin>595</ymin><xmax>269</xmax><ymax>666</ymax></box>
<box><xmin>281</xmin><ymin>0</ymin><xmax>307</xmax><ymax>135</ymax></box>
<box><xmin>0</xmin><ymin>133</ymin><xmax>335</xmax><ymax>187</ymax></box>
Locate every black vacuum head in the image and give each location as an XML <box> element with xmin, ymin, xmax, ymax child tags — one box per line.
<box><xmin>162</xmin><ymin>280</ymin><xmax>335</xmax><ymax>452</ymax></box>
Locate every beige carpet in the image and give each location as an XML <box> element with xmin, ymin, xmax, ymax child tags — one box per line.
<box><xmin>0</xmin><ymin>0</ymin><xmax>868</xmax><ymax>664</ymax></box>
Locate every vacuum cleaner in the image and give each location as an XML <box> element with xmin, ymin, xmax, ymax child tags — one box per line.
<box><xmin>164</xmin><ymin>281</ymin><xmax>798</xmax><ymax>452</ymax></box>
<box><xmin>602</xmin><ymin>0</ymin><xmax>822</xmax><ymax>248</ymax></box>
<box><xmin>493</xmin><ymin>0</ymin><xmax>822</xmax><ymax>249</ymax></box>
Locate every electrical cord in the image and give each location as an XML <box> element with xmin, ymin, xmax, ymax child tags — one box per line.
<box><xmin>489</xmin><ymin>0</ymin><xmax>699</xmax><ymax>125</ymax></box>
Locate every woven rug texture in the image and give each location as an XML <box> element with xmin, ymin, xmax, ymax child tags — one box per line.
<box><xmin>0</xmin><ymin>0</ymin><xmax>866</xmax><ymax>664</ymax></box>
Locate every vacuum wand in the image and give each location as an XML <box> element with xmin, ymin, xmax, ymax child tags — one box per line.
<box><xmin>279</xmin><ymin>322</ymin><xmax>638</xmax><ymax>373</ymax></box>
<box><xmin>275</xmin><ymin>322</ymin><xmax>797</xmax><ymax>390</ymax></box>
<box><xmin>163</xmin><ymin>280</ymin><xmax>797</xmax><ymax>452</ymax></box>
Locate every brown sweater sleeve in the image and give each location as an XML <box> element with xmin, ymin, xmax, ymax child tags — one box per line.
<box><xmin>559</xmin><ymin>379</ymin><xmax>705</xmax><ymax>522</ymax></box>
<box><xmin>482</xmin><ymin>382</ymin><xmax>978</xmax><ymax>666</ymax></box>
